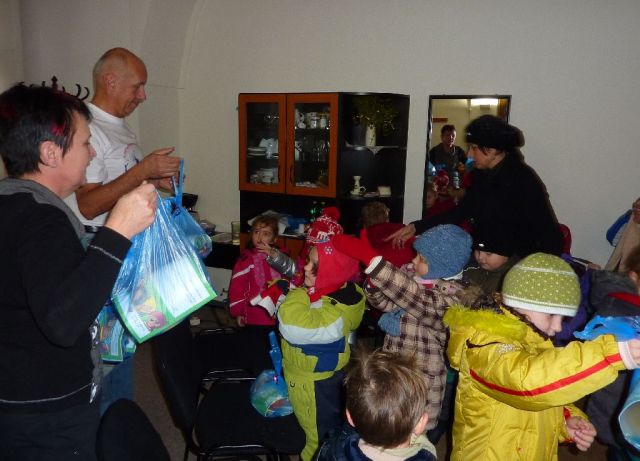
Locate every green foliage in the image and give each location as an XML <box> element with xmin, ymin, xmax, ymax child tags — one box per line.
<box><xmin>353</xmin><ymin>96</ymin><xmax>398</xmax><ymax>136</ymax></box>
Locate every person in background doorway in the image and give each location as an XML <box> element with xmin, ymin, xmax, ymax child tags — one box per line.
<box><xmin>65</xmin><ymin>47</ymin><xmax>181</xmax><ymax>415</ymax></box>
<box><xmin>428</xmin><ymin>124</ymin><xmax>466</xmax><ymax>177</ymax></box>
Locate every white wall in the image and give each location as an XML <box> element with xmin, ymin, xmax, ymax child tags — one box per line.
<box><xmin>0</xmin><ymin>0</ymin><xmax>23</xmax><ymax>178</ymax></box>
<box><xmin>11</xmin><ymin>0</ymin><xmax>640</xmax><ymax>265</ymax></box>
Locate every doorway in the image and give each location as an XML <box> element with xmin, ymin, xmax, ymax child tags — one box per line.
<box><xmin>422</xmin><ymin>95</ymin><xmax>511</xmax><ymax>217</ymax></box>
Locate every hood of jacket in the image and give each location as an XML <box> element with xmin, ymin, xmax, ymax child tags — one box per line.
<box><xmin>590</xmin><ymin>270</ymin><xmax>640</xmax><ymax>317</ymax></box>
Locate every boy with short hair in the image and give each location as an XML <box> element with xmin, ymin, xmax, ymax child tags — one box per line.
<box><xmin>316</xmin><ymin>348</ymin><xmax>437</xmax><ymax>461</ymax></box>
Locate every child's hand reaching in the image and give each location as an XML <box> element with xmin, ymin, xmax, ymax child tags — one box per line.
<box><xmin>618</xmin><ymin>339</ymin><xmax>640</xmax><ymax>369</ymax></box>
<box><xmin>255</xmin><ymin>241</ymin><xmax>276</xmax><ymax>258</ymax></box>
<box><xmin>566</xmin><ymin>417</ymin><xmax>596</xmax><ymax>452</ymax></box>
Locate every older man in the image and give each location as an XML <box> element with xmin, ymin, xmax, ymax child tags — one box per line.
<box><xmin>67</xmin><ymin>47</ymin><xmax>181</xmax><ymax>413</ymax></box>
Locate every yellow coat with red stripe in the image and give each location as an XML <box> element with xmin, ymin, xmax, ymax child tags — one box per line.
<box><xmin>444</xmin><ymin>305</ymin><xmax>625</xmax><ymax>461</ymax></box>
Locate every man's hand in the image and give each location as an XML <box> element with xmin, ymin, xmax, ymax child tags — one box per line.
<box><xmin>566</xmin><ymin>417</ymin><xmax>596</xmax><ymax>452</ymax></box>
<box><xmin>139</xmin><ymin>147</ymin><xmax>180</xmax><ymax>179</ymax></box>
<box><xmin>153</xmin><ymin>176</ymin><xmax>177</xmax><ymax>193</ymax></box>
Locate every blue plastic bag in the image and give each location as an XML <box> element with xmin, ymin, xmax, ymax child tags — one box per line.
<box><xmin>111</xmin><ymin>191</ymin><xmax>217</xmax><ymax>343</ymax></box>
<box><xmin>250</xmin><ymin>331</ymin><xmax>293</xmax><ymax>417</ymax></box>
<box><xmin>169</xmin><ymin>160</ymin><xmax>212</xmax><ymax>258</ymax></box>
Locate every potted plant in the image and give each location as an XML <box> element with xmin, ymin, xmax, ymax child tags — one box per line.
<box><xmin>353</xmin><ymin>96</ymin><xmax>398</xmax><ymax>146</ymax></box>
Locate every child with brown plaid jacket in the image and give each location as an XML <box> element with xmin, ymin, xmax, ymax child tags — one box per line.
<box><xmin>334</xmin><ymin>224</ymin><xmax>481</xmax><ymax>439</ymax></box>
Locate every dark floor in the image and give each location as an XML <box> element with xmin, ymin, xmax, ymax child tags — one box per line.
<box><xmin>133</xmin><ymin>303</ymin><xmax>609</xmax><ymax>461</ymax></box>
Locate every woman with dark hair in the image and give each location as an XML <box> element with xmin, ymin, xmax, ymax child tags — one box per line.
<box><xmin>0</xmin><ymin>84</ymin><xmax>156</xmax><ymax>460</ymax></box>
<box><xmin>391</xmin><ymin>115</ymin><xmax>564</xmax><ymax>258</ymax></box>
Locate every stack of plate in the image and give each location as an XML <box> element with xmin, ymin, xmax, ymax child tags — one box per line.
<box><xmin>248</xmin><ymin>147</ymin><xmax>266</xmax><ymax>157</ymax></box>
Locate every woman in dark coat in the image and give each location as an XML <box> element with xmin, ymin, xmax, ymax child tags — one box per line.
<box><xmin>391</xmin><ymin>115</ymin><xmax>564</xmax><ymax>258</ymax></box>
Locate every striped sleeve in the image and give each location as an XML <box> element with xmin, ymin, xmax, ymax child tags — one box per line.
<box><xmin>466</xmin><ymin>334</ymin><xmax>625</xmax><ymax>410</ymax></box>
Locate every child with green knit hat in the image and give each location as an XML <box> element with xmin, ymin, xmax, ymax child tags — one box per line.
<box><xmin>444</xmin><ymin>252</ymin><xmax>640</xmax><ymax>461</ymax></box>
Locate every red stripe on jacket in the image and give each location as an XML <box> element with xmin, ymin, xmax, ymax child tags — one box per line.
<box><xmin>469</xmin><ymin>353</ymin><xmax>622</xmax><ymax>396</ymax></box>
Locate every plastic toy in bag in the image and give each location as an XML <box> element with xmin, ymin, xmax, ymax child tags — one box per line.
<box><xmin>250</xmin><ymin>331</ymin><xmax>293</xmax><ymax>418</ymax></box>
<box><xmin>96</xmin><ymin>301</ymin><xmax>136</xmax><ymax>362</ymax></box>
<box><xmin>111</xmin><ymin>191</ymin><xmax>216</xmax><ymax>343</ymax></box>
<box><xmin>170</xmin><ymin>160</ymin><xmax>212</xmax><ymax>258</ymax></box>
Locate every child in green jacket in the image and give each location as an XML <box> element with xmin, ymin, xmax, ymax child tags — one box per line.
<box><xmin>277</xmin><ymin>218</ymin><xmax>365</xmax><ymax>461</ymax></box>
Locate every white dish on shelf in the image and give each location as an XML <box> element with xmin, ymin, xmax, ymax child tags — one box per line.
<box><xmin>248</xmin><ymin>147</ymin><xmax>266</xmax><ymax>152</ymax></box>
<box><xmin>248</xmin><ymin>152</ymin><xmax>266</xmax><ymax>157</ymax></box>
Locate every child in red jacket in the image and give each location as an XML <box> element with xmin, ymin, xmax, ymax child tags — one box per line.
<box><xmin>229</xmin><ymin>214</ymin><xmax>289</xmax><ymax>327</ymax></box>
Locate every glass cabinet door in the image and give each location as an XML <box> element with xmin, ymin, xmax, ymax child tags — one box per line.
<box><xmin>286</xmin><ymin>93</ymin><xmax>338</xmax><ymax>197</ymax></box>
<box><xmin>238</xmin><ymin>94</ymin><xmax>286</xmax><ymax>193</ymax></box>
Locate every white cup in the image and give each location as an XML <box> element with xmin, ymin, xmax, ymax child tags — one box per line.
<box><xmin>378</xmin><ymin>186</ymin><xmax>391</xmax><ymax>196</ymax></box>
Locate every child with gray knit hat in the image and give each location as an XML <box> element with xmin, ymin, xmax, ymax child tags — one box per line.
<box><xmin>333</xmin><ymin>224</ymin><xmax>482</xmax><ymax>442</ymax></box>
<box><xmin>443</xmin><ymin>252</ymin><xmax>640</xmax><ymax>461</ymax></box>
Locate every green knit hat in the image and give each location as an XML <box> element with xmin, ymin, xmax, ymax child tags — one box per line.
<box><xmin>502</xmin><ymin>253</ymin><xmax>580</xmax><ymax>317</ymax></box>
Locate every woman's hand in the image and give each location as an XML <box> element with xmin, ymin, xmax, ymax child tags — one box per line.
<box><xmin>105</xmin><ymin>182</ymin><xmax>157</xmax><ymax>239</ymax></box>
<box><xmin>385</xmin><ymin>223</ymin><xmax>416</xmax><ymax>249</ymax></box>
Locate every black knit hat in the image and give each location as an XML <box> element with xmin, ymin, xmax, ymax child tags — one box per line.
<box><xmin>472</xmin><ymin>225</ymin><xmax>517</xmax><ymax>257</ymax></box>
<box><xmin>465</xmin><ymin>115</ymin><xmax>525</xmax><ymax>150</ymax></box>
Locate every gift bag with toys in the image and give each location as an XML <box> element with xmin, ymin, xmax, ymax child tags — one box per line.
<box><xmin>250</xmin><ymin>331</ymin><xmax>294</xmax><ymax>418</ymax></box>
<box><xmin>111</xmin><ymin>191</ymin><xmax>216</xmax><ymax>343</ymax></box>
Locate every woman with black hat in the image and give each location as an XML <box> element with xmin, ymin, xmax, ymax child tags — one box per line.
<box><xmin>390</xmin><ymin>114</ymin><xmax>564</xmax><ymax>258</ymax></box>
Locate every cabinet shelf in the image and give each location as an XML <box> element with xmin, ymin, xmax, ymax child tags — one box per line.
<box><xmin>344</xmin><ymin>142</ymin><xmax>405</xmax><ymax>155</ymax></box>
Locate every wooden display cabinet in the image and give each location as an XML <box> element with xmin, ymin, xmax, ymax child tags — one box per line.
<box><xmin>239</xmin><ymin>93</ymin><xmax>338</xmax><ymax>197</ymax></box>
<box><xmin>238</xmin><ymin>92</ymin><xmax>410</xmax><ymax>240</ymax></box>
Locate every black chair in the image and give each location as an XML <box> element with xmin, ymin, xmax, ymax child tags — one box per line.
<box><xmin>96</xmin><ymin>398</ymin><xmax>170</xmax><ymax>461</ymax></box>
<box><xmin>195</xmin><ymin>298</ymin><xmax>273</xmax><ymax>379</ymax></box>
<box><xmin>152</xmin><ymin>319</ymin><xmax>305</xmax><ymax>461</ymax></box>
<box><xmin>196</xmin><ymin>325</ymin><xmax>275</xmax><ymax>380</ymax></box>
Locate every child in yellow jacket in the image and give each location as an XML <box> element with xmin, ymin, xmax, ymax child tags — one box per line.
<box><xmin>444</xmin><ymin>253</ymin><xmax>640</xmax><ymax>461</ymax></box>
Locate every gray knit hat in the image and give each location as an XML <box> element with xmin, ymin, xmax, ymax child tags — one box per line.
<box><xmin>502</xmin><ymin>253</ymin><xmax>580</xmax><ymax>316</ymax></box>
<box><xmin>412</xmin><ymin>224</ymin><xmax>472</xmax><ymax>280</ymax></box>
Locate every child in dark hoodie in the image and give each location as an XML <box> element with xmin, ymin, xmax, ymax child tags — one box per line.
<box><xmin>585</xmin><ymin>244</ymin><xmax>640</xmax><ymax>460</ymax></box>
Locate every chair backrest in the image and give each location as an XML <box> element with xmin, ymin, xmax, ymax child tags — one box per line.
<box><xmin>152</xmin><ymin>319</ymin><xmax>204</xmax><ymax>437</ymax></box>
<box><xmin>96</xmin><ymin>398</ymin><xmax>170</xmax><ymax>461</ymax></box>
